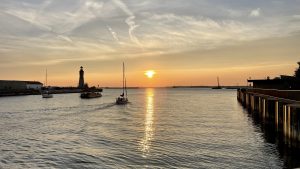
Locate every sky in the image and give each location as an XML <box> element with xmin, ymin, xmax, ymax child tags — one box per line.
<box><xmin>0</xmin><ymin>0</ymin><xmax>300</xmax><ymax>87</ymax></box>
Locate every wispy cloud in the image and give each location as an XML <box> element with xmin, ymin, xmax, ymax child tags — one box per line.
<box><xmin>0</xmin><ymin>0</ymin><xmax>300</xmax><ymax>67</ymax></box>
<box><xmin>249</xmin><ymin>8</ymin><xmax>261</xmax><ymax>17</ymax></box>
<box><xmin>107</xmin><ymin>26</ymin><xmax>120</xmax><ymax>43</ymax></box>
<box><xmin>56</xmin><ymin>35</ymin><xmax>73</xmax><ymax>43</ymax></box>
<box><xmin>112</xmin><ymin>0</ymin><xmax>142</xmax><ymax>47</ymax></box>
<box><xmin>3</xmin><ymin>0</ymin><xmax>105</xmax><ymax>43</ymax></box>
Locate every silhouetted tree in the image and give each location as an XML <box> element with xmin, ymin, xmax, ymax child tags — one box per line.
<box><xmin>295</xmin><ymin>62</ymin><xmax>300</xmax><ymax>79</ymax></box>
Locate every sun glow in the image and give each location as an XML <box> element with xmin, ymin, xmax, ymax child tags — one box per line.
<box><xmin>145</xmin><ymin>70</ymin><xmax>156</xmax><ymax>79</ymax></box>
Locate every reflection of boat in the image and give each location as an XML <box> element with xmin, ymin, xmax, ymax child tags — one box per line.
<box><xmin>80</xmin><ymin>91</ymin><xmax>102</xmax><ymax>99</ymax></box>
<box><xmin>116</xmin><ymin>62</ymin><xmax>128</xmax><ymax>105</ymax></box>
<box><xmin>42</xmin><ymin>69</ymin><xmax>53</xmax><ymax>98</ymax></box>
<box><xmin>212</xmin><ymin>76</ymin><xmax>222</xmax><ymax>89</ymax></box>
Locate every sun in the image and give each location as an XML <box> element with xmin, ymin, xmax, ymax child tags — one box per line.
<box><xmin>144</xmin><ymin>70</ymin><xmax>156</xmax><ymax>79</ymax></box>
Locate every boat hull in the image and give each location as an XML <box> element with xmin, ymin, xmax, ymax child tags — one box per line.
<box><xmin>42</xmin><ymin>94</ymin><xmax>53</xmax><ymax>98</ymax></box>
<box><xmin>212</xmin><ymin>87</ymin><xmax>222</xmax><ymax>89</ymax></box>
<box><xmin>80</xmin><ymin>92</ymin><xmax>102</xmax><ymax>99</ymax></box>
<box><xmin>116</xmin><ymin>97</ymin><xmax>128</xmax><ymax>105</ymax></box>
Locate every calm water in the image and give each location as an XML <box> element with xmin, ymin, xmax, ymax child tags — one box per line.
<box><xmin>0</xmin><ymin>88</ymin><xmax>299</xmax><ymax>168</ymax></box>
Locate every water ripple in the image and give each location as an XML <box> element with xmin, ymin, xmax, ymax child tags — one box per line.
<box><xmin>0</xmin><ymin>89</ymin><xmax>292</xmax><ymax>168</ymax></box>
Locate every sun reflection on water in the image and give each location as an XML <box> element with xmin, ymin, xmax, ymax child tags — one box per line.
<box><xmin>139</xmin><ymin>88</ymin><xmax>155</xmax><ymax>156</ymax></box>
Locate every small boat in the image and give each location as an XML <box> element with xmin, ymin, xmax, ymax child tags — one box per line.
<box><xmin>212</xmin><ymin>76</ymin><xmax>222</xmax><ymax>89</ymax></box>
<box><xmin>116</xmin><ymin>62</ymin><xmax>128</xmax><ymax>105</ymax></box>
<box><xmin>80</xmin><ymin>91</ymin><xmax>102</xmax><ymax>99</ymax></box>
<box><xmin>42</xmin><ymin>91</ymin><xmax>53</xmax><ymax>98</ymax></box>
<box><xmin>42</xmin><ymin>69</ymin><xmax>53</xmax><ymax>98</ymax></box>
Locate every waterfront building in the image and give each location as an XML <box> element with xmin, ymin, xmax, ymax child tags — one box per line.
<box><xmin>26</xmin><ymin>81</ymin><xmax>43</xmax><ymax>90</ymax></box>
<box><xmin>0</xmin><ymin>80</ymin><xmax>42</xmax><ymax>90</ymax></box>
<box><xmin>248</xmin><ymin>62</ymin><xmax>300</xmax><ymax>90</ymax></box>
<box><xmin>248</xmin><ymin>75</ymin><xmax>300</xmax><ymax>90</ymax></box>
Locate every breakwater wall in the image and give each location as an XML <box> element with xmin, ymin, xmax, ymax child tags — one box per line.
<box><xmin>237</xmin><ymin>88</ymin><xmax>300</xmax><ymax>147</ymax></box>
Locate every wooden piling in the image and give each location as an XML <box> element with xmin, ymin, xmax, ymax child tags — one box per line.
<box><xmin>237</xmin><ymin>88</ymin><xmax>300</xmax><ymax>146</ymax></box>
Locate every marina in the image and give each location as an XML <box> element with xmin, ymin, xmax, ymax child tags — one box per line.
<box><xmin>1</xmin><ymin>0</ymin><xmax>300</xmax><ymax>168</ymax></box>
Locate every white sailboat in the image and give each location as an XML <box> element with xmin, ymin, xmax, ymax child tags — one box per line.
<box><xmin>42</xmin><ymin>69</ymin><xmax>53</xmax><ymax>98</ymax></box>
<box><xmin>116</xmin><ymin>62</ymin><xmax>128</xmax><ymax>105</ymax></box>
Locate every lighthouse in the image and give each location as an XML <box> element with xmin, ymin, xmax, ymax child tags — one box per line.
<box><xmin>78</xmin><ymin>66</ymin><xmax>84</xmax><ymax>89</ymax></box>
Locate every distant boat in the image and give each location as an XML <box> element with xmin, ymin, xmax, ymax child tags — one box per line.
<box><xmin>116</xmin><ymin>62</ymin><xmax>128</xmax><ymax>105</ymax></box>
<box><xmin>80</xmin><ymin>90</ymin><xmax>102</xmax><ymax>99</ymax></box>
<box><xmin>42</xmin><ymin>69</ymin><xmax>53</xmax><ymax>98</ymax></box>
<box><xmin>212</xmin><ymin>76</ymin><xmax>222</xmax><ymax>89</ymax></box>
<box><xmin>42</xmin><ymin>91</ymin><xmax>53</xmax><ymax>98</ymax></box>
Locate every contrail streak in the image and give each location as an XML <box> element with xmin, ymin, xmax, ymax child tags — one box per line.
<box><xmin>112</xmin><ymin>0</ymin><xmax>142</xmax><ymax>46</ymax></box>
<box><xmin>107</xmin><ymin>26</ymin><xmax>120</xmax><ymax>43</ymax></box>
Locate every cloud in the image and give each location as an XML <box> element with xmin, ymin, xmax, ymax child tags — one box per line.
<box><xmin>125</xmin><ymin>16</ymin><xmax>141</xmax><ymax>45</ymax></box>
<box><xmin>250</xmin><ymin>8</ymin><xmax>261</xmax><ymax>17</ymax></box>
<box><xmin>1</xmin><ymin>0</ymin><xmax>300</xmax><ymax>68</ymax></box>
<box><xmin>57</xmin><ymin>35</ymin><xmax>73</xmax><ymax>43</ymax></box>
<box><xmin>3</xmin><ymin>0</ymin><xmax>105</xmax><ymax>41</ymax></box>
<box><xmin>293</xmin><ymin>15</ymin><xmax>300</xmax><ymax>19</ymax></box>
<box><xmin>85</xmin><ymin>1</ymin><xmax>103</xmax><ymax>10</ymax></box>
<box><xmin>112</xmin><ymin>0</ymin><xmax>142</xmax><ymax>47</ymax></box>
<box><xmin>107</xmin><ymin>26</ymin><xmax>120</xmax><ymax>43</ymax></box>
<box><xmin>111</xmin><ymin>0</ymin><xmax>133</xmax><ymax>16</ymax></box>
<box><xmin>226</xmin><ymin>9</ymin><xmax>243</xmax><ymax>17</ymax></box>
<box><xmin>137</xmin><ymin>12</ymin><xmax>300</xmax><ymax>55</ymax></box>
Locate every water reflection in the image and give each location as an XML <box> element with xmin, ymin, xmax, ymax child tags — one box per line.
<box><xmin>140</xmin><ymin>88</ymin><xmax>155</xmax><ymax>156</ymax></box>
<box><xmin>246</xmin><ymin>109</ymin><xmax>300</xmax><ymax>168</ymax></box>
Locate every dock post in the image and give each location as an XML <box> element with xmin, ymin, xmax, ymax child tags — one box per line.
<box><xmin>265</xmin><ymin>98</ymin><xmax>277</xmax><ymax>124</ymax></box>
<box><xmin>253</xmin><ymin>95</ymin><xmax>259</xmax><ymax>112</ymax></box>
<box><xmin>250</xmin><ymin>94</ymin><xmax>254</xmax><ymax>111</ymax></box>
<box><xmin>283</xmin><ymin>105</ymin><xmax>291</xmax><ymax>140</ymax></box>
<box><xmin>245</xmin><ymin>93</ymin><xmax>249</xmax><ymax>108</ymax></box>
<box><xmin>275</xmin><ymin>101</ymin><xmax>279</xmax><ymax>131</ymax></box>
<box><xmin>262</xmin><ymin>98</ymin><xmax>266</xmax><ymax>119</ymax></box>
<box><xmin>242</xmin><ymin>91</ymin><xmax>246</xmax><ymax>106</ymax></box>
<box><xmin>286</xmin><ymin>104</ymin><xmax>300</xmax><ymax>143</ymax></box>
<box><xmin>258</xmin><ymin>97</ymin><xmax>262</xmax><ymax>114</ymax></box>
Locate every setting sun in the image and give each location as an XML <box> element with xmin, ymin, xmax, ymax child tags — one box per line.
<box><xmin>144</xmin><ymin>70</ymin><xmax>156</xmax><ymax>79</ymax></box>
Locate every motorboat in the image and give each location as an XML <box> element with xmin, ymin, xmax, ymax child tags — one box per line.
<box><xmin>80</xmin><ymin>91</ymin><xmax>102</xmax><ymax>99</ymax></box>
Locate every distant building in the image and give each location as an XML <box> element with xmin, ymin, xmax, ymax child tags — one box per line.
<box><xmin>0</xmin><ymin>80</ymin><xmax>43</xmax><ymax>90</ymax></box>
<box><xmin>295</xmin><ymin>62</ymin><xmax>300</xmax><ymax>79</ymax></box>
<box><xmin>248</xmin><ymin>62</ymin><xmax>300</xmax><ymax>90</ymax></box>
<box><xmin>78</xmin><ymin>66</ymin><xmax>84</xmax><ymax>89</ymax></box>
<box><xmin>26</xmin><ymin>81</ymin><xmax>43</xmax><ymax>90</ymax></box>
<box><xmin>248</xmin><ymin>75</ymin><xmax>300</xmax><ymax>90</ymax></box>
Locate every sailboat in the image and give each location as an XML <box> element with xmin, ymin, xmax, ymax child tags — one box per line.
<box><xmin>42</xmin><ymin>69</ymin><xmax>53</xmax><ymax>98</ymax></box>
<box><xmin>116</xmin><ymin>62</ymin><xmax>128</xmax><ymax>105</ymax></box>
<box><xmin>212</xmin><ymin>76</ymin><xmax>222</xmax><ymax>89</ymax></box>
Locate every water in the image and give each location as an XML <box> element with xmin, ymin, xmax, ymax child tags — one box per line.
<box><xmin>0</xmin><ymin>88</ymin><xmax>299</xmax><ymax>168</ymax></box>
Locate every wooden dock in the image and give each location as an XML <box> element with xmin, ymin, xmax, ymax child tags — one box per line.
<box><xmin>237</xmin><ymin>88</ymin><xmax>300</xmax><ymax>147</ymax></box>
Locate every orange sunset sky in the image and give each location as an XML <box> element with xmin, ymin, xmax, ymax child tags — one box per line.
<box><xmin>0</xmin><ymin>0</ymin><xmax>299</xmax><ymax>87</ymax></box>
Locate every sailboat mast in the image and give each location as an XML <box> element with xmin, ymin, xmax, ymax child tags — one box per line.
<box><xmin>122</xmin><ymin>62</ymin><xmax>125</xmax><ymax>95</ymax></box>
<box><xmin>46</xmin><ymin>68</ymin><xmax>48</xmax><ymax>87</ymax></box>
<box><xmin>217</xmin><ymin>76</ymin><xmax>220</xmax><ymax>87</ymax></box>
<box><xmin>125</xmin><ymin>78</ymin><xmax>127</xmax><ymax>98</ymax></box>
